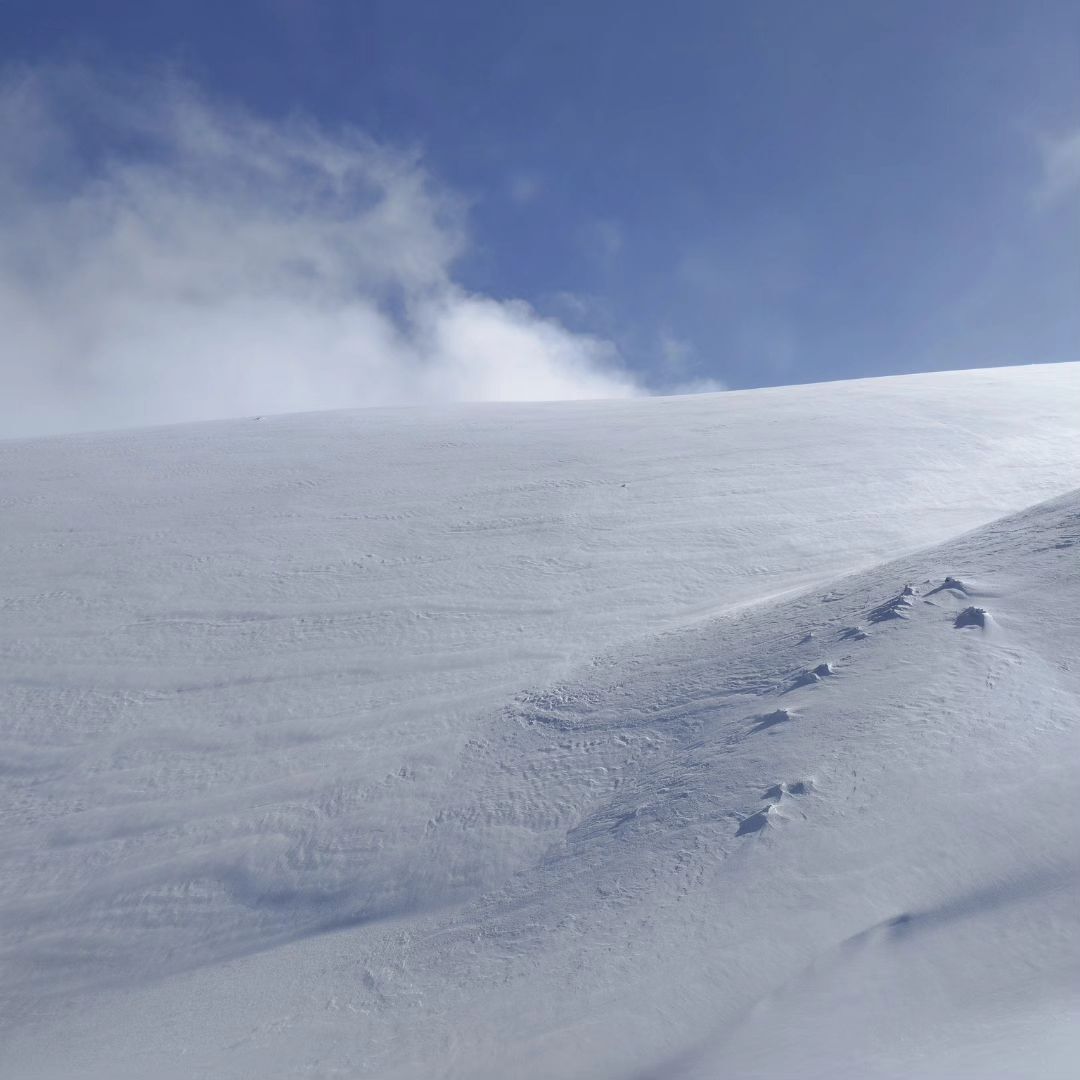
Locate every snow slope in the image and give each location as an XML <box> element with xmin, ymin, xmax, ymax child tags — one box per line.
<box><xmin>2</xmin><ymin>362</ymin><xmax>1080</xmax><ymax>1078</ymax></box>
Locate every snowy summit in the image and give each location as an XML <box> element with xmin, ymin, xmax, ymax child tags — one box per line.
<box><xmin>3</xmin><ymin>362</ymin><xmax>1080</xmax><ymax>1079</ymax></box>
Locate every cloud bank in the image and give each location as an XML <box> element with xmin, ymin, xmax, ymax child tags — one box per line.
<box><xmin>0</xmin><ymin>68</ymin><xmax>639</xmax><ymax>438</ymax></box>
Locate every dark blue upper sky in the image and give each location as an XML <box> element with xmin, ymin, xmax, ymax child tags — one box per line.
<box><xmin>5</xmin><ymin>0</ymin><xmax>1080</xmax><ymax>393</ymax></box>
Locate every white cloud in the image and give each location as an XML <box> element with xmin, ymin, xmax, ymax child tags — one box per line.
<box><xmin>0</xmin><ymin>67</ymin><xmax>638</xmax><ymax>438</ymax></box>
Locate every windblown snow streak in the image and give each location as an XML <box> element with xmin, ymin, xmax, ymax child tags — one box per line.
<box><xmin>2</xmin><ymin>362</ymin><xmax>1080</xmax><ymax>1078</ymax></box>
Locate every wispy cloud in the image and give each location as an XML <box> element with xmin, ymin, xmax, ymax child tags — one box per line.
<box><xmin>507</xmin><ymin>171</ymin><xmax>543</xmax><ymax>205</ymax></box>
<box><xmin>578</xmin><ymin>218</ymin><xmax>624</xmax><ymax>269</ymax></box>
<box><xmin>1035</xmin><ymin>126</ymin><xmax>1080</xmax><ymax>208</ymax></box>
<box><xmin>0</xmin><ymin>66</ymin><xmax>638</xmax><ymax>438</ymax></box>
<box><xmin>654</xmin><ymin>330</ymin><xmax>725</xmax><ymax>394</ymax></box>
<box><xmin>658</xmin><ymin>331</ymin><xmax>695</xmax><ymax>375</ymax></box>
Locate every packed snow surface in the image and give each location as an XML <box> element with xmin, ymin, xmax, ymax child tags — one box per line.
<box><xmin>2</xmin><ymin>362</ymin><xmax>1080</xmax><ymax>1078</ymax></box>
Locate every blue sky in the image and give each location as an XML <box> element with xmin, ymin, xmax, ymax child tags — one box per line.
<box><xmin>2</xmin><ymin>2</ymin><xmax>1079</xmax><ymax>433</ymax></box>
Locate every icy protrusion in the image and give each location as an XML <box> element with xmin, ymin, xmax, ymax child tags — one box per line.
<box><xmin>795</xmin><ymin>662</ymin><xmax>835</xmax><ymax>688</ymax></box>
<box><xmin>954</xmin><ymin>606</ymin><xmax>989</xmax><ymax>630</ymax></box>
<box><xmin>736</xmin><ymin>803</ymin><xmax>782</xmax><ymax>836</ymax></box>
<box><xmin>762</xmin><ymin>779</ymin><xmax>815</xmax><ymax>800</ymax></box>
<box><xmin>868</xmin><ymin>589</ymin><xmax>916</xmax><ymax>623</ymax></box>
<box><xmin>927</xmin><ymin>576</ymin><xmax>972</xmax><ymax>597</ymax></box>
<box><xmin>749</xmin><ymin>708</ymin><xmax>794</xmax><ymax>733</ymax></box>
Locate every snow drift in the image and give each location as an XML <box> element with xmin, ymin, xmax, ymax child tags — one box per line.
<box><xmin>2</xmin><ymin>361</ymin><xmax>1080</xmax><ymax>1078</ymax></box>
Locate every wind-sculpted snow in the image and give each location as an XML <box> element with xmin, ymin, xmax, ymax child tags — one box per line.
<box><xmin>359</xmin><ymin>488</ymin><xmax>1079</xmax><ymax>1080</ymax></box>
<box><xmin>2</xmin><ymin>363</ymin><xmax>1080</xmax><ymax>1078</ymax></box>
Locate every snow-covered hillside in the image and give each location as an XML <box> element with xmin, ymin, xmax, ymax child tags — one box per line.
<box><xmin>2</xmin><ymin>362</ymin><xmax>1080</xmax><ymax>1078</ymax></box>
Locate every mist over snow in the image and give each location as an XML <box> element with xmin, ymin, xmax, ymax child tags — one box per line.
<box><xmin>0</xmin><ymin>67</ymin><xmax>639</xmax><ymax>439</ymax></box>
